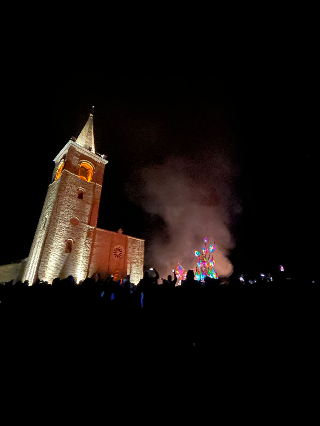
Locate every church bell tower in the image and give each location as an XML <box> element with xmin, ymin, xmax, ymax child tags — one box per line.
<box><xmin>23</xmin><ymin>110</ymin><xmax>108</xmax><ymax>284</ymax></box>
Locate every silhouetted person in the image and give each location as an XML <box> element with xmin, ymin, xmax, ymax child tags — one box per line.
<box><xmin>136</xmin><ymin>268</ymin><xmax>159</xmax><ymax>308</ymax></box>
<box><xmin>150</xmin><ymin>268</ymin><xmax>159</xmax><ymax>284</ymax></box>
<box><xmin>167</xmin><ymin>272</ymin><xmax>177</xmax><ymax>288</ymax></box>
<box><xmin>123</xmin><ymin>275</ymin><xmax>131</xmax><ymax>291</ymax></box>
<box><xmin>52</xmin><ymin>277</ymin><xmax>60</xmax><ymax>287</ymax></box>
<box><xmin>137</xmin><ymin>271</ymin><xmax>150</xmax><ymax>293</ymax></box>
<box><xmin>204</xmin><ymin>276</ymin><xmax>220</xmax><ymax>287</ymax></box>
<box><xmin>137</xmin><ymin>268</ymin><xmax>159</xmax><ymax>292</ymax></box>
<box><xmin>182</xmin><ymin>269</ymin><xmax>199</xmax><ymax>288</ymax></box>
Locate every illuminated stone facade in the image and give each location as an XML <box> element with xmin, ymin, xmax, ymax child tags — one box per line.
<box><xmin>20</xmin><ymin>113</ymin><xmax>144</xmax><ymax>285</ymax></box>
<box><xmin>0</xmin><ymin>260</ymin><xmax>27</xmax><ymax>284</ymax></box>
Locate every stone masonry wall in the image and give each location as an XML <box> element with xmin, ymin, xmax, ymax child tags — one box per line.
<box><xmin>0</xmin><ymin>263</ymin><xmax>22</xmax><ymax>284</ymax></box>
<box><xmin>38</xmin><ymin>170</ymin><xmax>99</xmax><ymax>283</ymax></box>
<box><xmin>22</xmin><ymin>139</ymin><xmax>145</xmax><ymax>286</ymax></box>
<box><xmin>22</xmin><ymin>179</ymin><xmax>61</xmax><ymax>284</ymax></box>
<box><xmin>127</xmin><ymin>237</ymin><xmax>145</xmax><ymax>284</ymax></box>
<box><xmin>64</xmin><ymin>144</ymin><xmax>106</xmax><ymax>186</ymax></box>
<box><xmin>0</xmin><ymin>259</ymin><xmax>27</xmax><ymax>284</ymax></box>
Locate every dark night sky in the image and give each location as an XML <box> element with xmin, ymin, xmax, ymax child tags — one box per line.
<box><xmin>1</xmin><ymin>25</ymin><xmax>318</xmax><ymax>279</ymax></box>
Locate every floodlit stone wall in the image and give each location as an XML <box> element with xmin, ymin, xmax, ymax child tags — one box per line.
<box><xmin>22</xmin><ymin>139</ymin><xmax>144</xmax><ymax>285</ymax></box>
<box><xmin>23</xmin><ymin>141</ymin><xmax>106</xmax><ymax>284</ymax></box>
<box><xmin>38</xmin><ymin>170</ymin><xmax>99</xmax><ymax>283</ymax></box>
<box><xmin>22</xmin><ymin>179</ymin><xmax>61</xmax><ymax>284</ymax></box>
<box><xmin>0</xmin><ymin>262</ymin><xmax>24</xmax><ymax>284</ymax></box>
<box><xmin>88</xmin><ymin>230</ymin><xmax>144</xmax><ymax>283</ymax></box>
<box><xmin>127</xmin><ymin>236</ymin><xmax>144</xmax><ymax>284</ymax></box>
<box><xmin>57</xmin><ymin>143</ymin><xmax>106</xmax><ymax>187</ymax></box>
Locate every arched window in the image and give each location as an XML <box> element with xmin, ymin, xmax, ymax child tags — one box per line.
<box><xmin>65</xmin><ymin>239</ymin><xmax>73</xmax><ymax>253</ymax></box>
<box><xmin>78</xmin><ymin>162</ymin><xmax>94</xmax><ymax>182</ymax></box>
<box><xmin>77</xmin><ymin>188</ymin><xmax>84</xmax><ymax>199</ymax></box>
<box><xmin>55</xmin><ymin>160</ymin><xmax>64</xmax><ymax>181</ymax></box>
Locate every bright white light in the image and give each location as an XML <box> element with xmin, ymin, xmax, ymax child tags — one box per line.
<box><xmin>260</xmin><ymin>273</ymin><xmax>265</xmax><ymax>278</ymax></box>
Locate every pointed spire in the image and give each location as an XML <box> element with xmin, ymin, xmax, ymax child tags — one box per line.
<box><xmin>76</xmin><ymin>107</ymin><xmax>95</xmax><ymax>153</ymax></box>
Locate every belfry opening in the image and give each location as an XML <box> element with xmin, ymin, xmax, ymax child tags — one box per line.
<box><xmin>78</xmin><ymin>161</ymin><xmax>94</xmax><ymax>182</ymax></box>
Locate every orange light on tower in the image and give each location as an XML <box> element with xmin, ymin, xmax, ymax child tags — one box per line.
<box><xmin>55</xmin><ymin>160</ymin><xmax>64</xmax><ymax>181</ymax></box>
<box><xmin>78</xmin><ymin>162</ymin><xmax>94</xmax><ymax>182</ymax></box>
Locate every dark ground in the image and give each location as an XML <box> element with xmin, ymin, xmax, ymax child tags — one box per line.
<box><xmin>0</xmin><ymin>279</ymin><xmax>317</xmax><ymax>423</ymax></box>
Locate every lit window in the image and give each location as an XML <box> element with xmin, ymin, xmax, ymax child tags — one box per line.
<box><xmin>55</xmin><ymin>161</ymin><xmax>64</xmax><ymax>181</ymax></box>
<box><xmin>65</xmin><ymin>239</ymin><xmax>73</xmax><ymax>253</ymax></box>
<box><xmin>78</xmin><ymin>162</ymin><xmax>93</xmax><ymax>182</ymax></box>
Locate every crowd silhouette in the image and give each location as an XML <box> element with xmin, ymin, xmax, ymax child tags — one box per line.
<box><xmin>0</xmin><ymin>267</ymin><xmax>316</xmax><ymax>422</ymax></box>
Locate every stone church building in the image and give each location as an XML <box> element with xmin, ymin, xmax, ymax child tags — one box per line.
<box><xmin>0</xmin><ymin>112</ymin><xmax>144</xmax><ymax>285</ymax></box>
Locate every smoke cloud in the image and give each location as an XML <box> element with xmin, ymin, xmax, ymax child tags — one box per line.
<box><xmin>117</xmin><ymin>89</ymin><xmax>242</xmax><ymax>279</ymax></box>
<box><xmin>138</xmin><ymin>150</ymin><xmax>241</xmax><ymax>278</ymax></box>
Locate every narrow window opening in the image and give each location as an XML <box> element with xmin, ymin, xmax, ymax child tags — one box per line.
<box><xmin>65</xmin><ymin>239</ymin><xmax>73</xmax><ymax>253</ymax></box>
<box><xmin>77</xmin><ymin>189</ymin><xmax>84</xmax><ymax>199</ymax></box>
<box><xmin>55</xmin><ymin>160</ymin><xmax>64</xmax><ymax>181</ymax></box>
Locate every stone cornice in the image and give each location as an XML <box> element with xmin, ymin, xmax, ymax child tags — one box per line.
<box><xmin>53</xmin><ymin>141</ymin><xmax>108</xmax><ymax>165</ymax></box>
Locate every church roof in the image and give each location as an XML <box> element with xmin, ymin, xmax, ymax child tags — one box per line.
<box><xmin>76</xmin><ymin>111</ymin><xmax>95</xmax><ymax>153</ymax></box>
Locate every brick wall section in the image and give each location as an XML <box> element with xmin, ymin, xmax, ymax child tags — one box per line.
<box><xmin>88</xmin><ymin>229</ymin><xmax>128</xmax><ymax>281</ymax></box>
<box><xmin>64</xmin><ymin>144</ymin><xmax>106</xmax><ymax>186</ymax></box>
<box><xmin>53</xmin><ymin>142</ymin><xmax>106</xmax><ymax>187</ymax></box>
<box><xmin>88</xmin><ymin>231</ymin><xmax>145</xmax><ymax>284</ymax></box>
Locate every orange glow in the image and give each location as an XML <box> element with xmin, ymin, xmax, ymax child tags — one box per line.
<box><xmin>78</xmin><ymin>162</ymin><xmax>93</xmax><ymax>182</ymax></box>
<box><xmin>55</xmin><ymin>161</ymin><xmax>64</xmax><ymax>181</ymax></box>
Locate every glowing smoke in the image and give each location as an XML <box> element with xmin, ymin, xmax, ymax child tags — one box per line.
<box><xmin>138</xmin><ymin>152</ymin><xmax>241</xmax><ymax>278</ymax></box>
<box><xmin>114</xmin><ymin>89</ymin><xmax>242</xmax><ymax>278</ymax></box>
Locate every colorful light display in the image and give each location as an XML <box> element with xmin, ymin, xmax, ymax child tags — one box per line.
<box><xmin>195</xmin><ymin>237</ymin><xmax>218</xmax><ymax>281</ymax></box>
<box><xmin>175</xmin><ymin>263</ymin><xmax>186</xmax><ymax>285</ymax></box>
